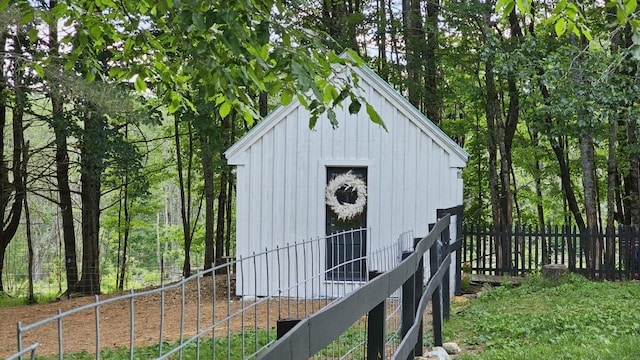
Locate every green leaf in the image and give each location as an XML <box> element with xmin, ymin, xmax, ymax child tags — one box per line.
<box><xmin>323</xmin><ymin>84</ymin><xmax>337</xmax><ymax>104</ymax></box>
<box><xmin>20</xmin><ymin>8</ymin><xmax>34</xmax><ymax>25</ymax></box>
<box><xmin>630</xmin><ymin>44</ymin><xmax>640</xmax><ymax>60</ymax></box>
<box><xmin>581</xmin><ymin>24</ymin><xmax>593</xmax><ymax>41</ymax></box>
<box><xmin>51</xmin><ymin>2</ymin><xmax>66</xmax><ymax>17</ymax></box>
<box><xmin>346</xmin><ymin>49</ymin><xmax>364</xmax><ymax>65</ymax></box>
<box><xmin>243</xmin><ymin>109</ymin><xmax>254</xmax><ymax>127</ymax></box>
<box><xmin>214</xmin><ymin>94</ymin><xmax>226</xmax><ymax>106</ymax></box>
<box><xmin>297</xmin><ymin>94</ymin><xmax>309</xmax><ymax>108</ymax></box>
<box><xmin>555</xmin><ymin>18</ymin><xmax>567</xmax><ymax>36</ymax></box>
<box><xmin>168</xmin><ymin>97</ymin><xmax>181</xmax><ymax>113</ymax></box>
<box><xmin>32</xmin><ymin>64</ymin><xmax>44</xmax><ymax>78</ymax></box>
<box><xmin>516</xmin><ymin>0</ymin><xmax>531</xmax><ymax>14</ymax></box>
<box><xmin>309</xmin><ymin>114</ymin><xmax>318</xmax><ymax>129</ymax></box>
<box><xmin>366</xmin><ymin>103</ymin><xmax>387</xmax><ymax>131</ymax></box>
<box><xmin>281</xmin><ymin>89</ymin><xmax>293</xmax><ymax>106</ymax></box>
<box><xmin>327</xmin><ymin>108</ymin><xmax>338</xmax><ymax>127</ymax></box>
<box><xmin>503</xmin><ymin>1</ymin><xmax>516</xmax><ymax>18</ymax></box>
<box><xmin>495</xmin><ymin>0</ymin><xmax>513</xmax><ymax>15</ymax></box>
<box><xmin>553</xmin><ymin>0</ymin><xmax>567</xmax><ymax>14</ymax></box>
<box><xmin>333</xmin><ymin>89</ymin><xmax>350</xmax><ymax>107</ymax></box>
<box><xmin>28</xmin><ymin>28</ymin><xmax>38</xmax><ymax>43</ymax></box>
<box><xmin>86</xmin><ymin>71</ymin><xmax>96</xmax><ymax>82</ymax></box>
<box><xmin>90</xmin><ymin>25</ymin><xmax>101</xmax><ymax>39</ymax></box>
<box><xmin>625</xmin><ymin>0</ymin><xmax>637</xmax><ymax>15</ymax></box>
<box><xmin>219</xmin><ymin>101</ymin><xmax>232</xmax><ymax>118</ymax></box>
<box><xmin>192</xmin><ymin>12</ymin><xmax>205</xmax><ymax>29</ymax></box>
<box><xmin>348</xmin><ymin>98</ymin><xmax>361</xmax><ymax>114</ymax></box>
<box><xmin>0</xmin><ymin>0</ymin><xmax>9</xmax><ymax>11</ymax></box>
<box><xmin>571</xmin><ymin>23</ymin><xmax>581</xmax><ymax>37</ymax></box>
<box><xmin>617</xmin><ymin>7</ymin><xmax>627</xmax><ymax>24</ymax></box>
<box><xmin>134</xmin><ymin>76</ymin><xmax>147</xmax><ymax>91</ymax></box>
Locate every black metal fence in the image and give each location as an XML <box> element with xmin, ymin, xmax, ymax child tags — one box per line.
<box><xmin>463</xmin><ymin>224</ymin><xmax>640</xmax><ymax>279</ymax></box>
<box><xmin>260</xmin><ymin>208</ymin><xmax>462</xmax><ymax>359</ymax></box>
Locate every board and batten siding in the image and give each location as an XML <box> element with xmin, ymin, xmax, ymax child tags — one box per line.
<box><xmin>226</xmin><ymin>65</ymin><xmax>467</xmax><ymax>298</ymax></box>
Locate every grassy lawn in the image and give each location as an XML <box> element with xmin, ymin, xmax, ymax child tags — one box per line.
<box><xmin>33</xmin><ymin>330</ymin><xmax>276</xmax><ymax>359</ymax></box>
<box><xmin>443</xmin><ymin>274</ymin><xmax>640</xmax><ymax>359</ymax></box>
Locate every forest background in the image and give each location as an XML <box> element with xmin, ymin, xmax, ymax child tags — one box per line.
<box><xmin>1</xmin><ymin>0</ymin><xmax>639</xmax><ymax>300</ymax></box>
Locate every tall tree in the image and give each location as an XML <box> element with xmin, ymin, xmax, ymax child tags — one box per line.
<box><xmin>402</xmin><ymin>0</ymin><xmax>426</xmax><ymax>108</ymax></box>
<box><xmin>424</xmin><ymin>0</ymin><xmax>440</xmax><ymax>123</ymax></box>
<box><xmin>0</xmin><ymin>25</ymin><xmax>27</xmax><ymax>293</ymax></box>
<box><xmin>321</xmin><ymin>0</ymin><xmax>361</xmax><ymax>51</ymax></box>
<box><xmin>46</xmin><ymin>0</ymin><xmax>79</xmax><ymax>292</ymax></box>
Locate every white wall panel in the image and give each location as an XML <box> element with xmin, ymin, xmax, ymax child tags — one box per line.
<box><xmin>272</xmin><ymin>120</ymin><xmax>286</xmax><ymax>246</ymax></box>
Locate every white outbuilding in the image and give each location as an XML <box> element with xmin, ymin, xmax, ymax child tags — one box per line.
<box><xmin>225</xmin><ymin>62</ymin><xmax>468</xmax><ymax>298</ymax></box>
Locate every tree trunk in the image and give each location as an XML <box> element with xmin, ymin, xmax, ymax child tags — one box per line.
<box><xmin>23</xmin><ymin>141</ymin><xmax>36</xmax><ymax>303</ymax></box>
<box><xmin>528</xmin><ymin>125</ymin><xmax>548</xmax><ymax>262</ymax></box>
<box><xmin>225</xmin><ymin>114</ymin><xmax>236</xmax><ymax>258</ymax></box>
<box><xmin>424</xmin><ymin>0</ymin><xmax>439</xmax><ymax>123</ymax></box>
<box><xmin>201</xmin><ymin>129</ymin><xmax>215</xmax><ymax>271</ymax></box>
<box><xmin>77</xmin><ymin>109</ymin><xmax>105</xmax><ymax>294</ymax></box>
<box><xmin>578</xmin><ymin>121</ymin><xmax>601</xmax><ymax>271</ymax></box>
<box><xmin>0</xmin><ymin>33</ymin><xmax>7</xmax><ymax>294</ymax></box>
<box><xmin>0</xmin><ymin>245</ymin><xmax>6</xmax><ymax>294</ymax></box>
<box><xmin>49</xmin><ymin>0</ymin><xmax>79</xmax><ymax>291</ymax></box>
<box><xmin>215</xmin><ymin>170</ymin><xmax>228</xmax><ymax>266</ymax></box>
<box><xmin>116</xmin><ymin>186</ymin><xmax>123</xmax><ymax>290</ymax></box>
<box><xmin>403</xmin><ymin>0</ymin><xmax>425</xmax><ymax>109</ymax></box>
<box><xmin>0</xmin><ymin>44</ymin><xmax>26</xmax><ymax>293</ymax></box>
<box><xmin>376</xmin><ymin>0</ymin><xmax>388</xmax><ymax>78</ymax></box>
<box><xmin>625</xmin><ymin>114</ymin><xmax>640</xmax><ymax>228</ymax></box>
<box><xmin>322</xmin><ymin>0</ymin><xmax>360</xmax><ymax>51</ymax></box>
<box><xmin>175</xmin><ymin>115</ymin><xmax>193</xmax><ymax>277</ymax></box>
<box><xmin>484</xmin><ymin>54</ymin><xmax>505</xmax><ymax>273</ymax></box>
<box><xmin>606</xmin><ymin>109</ymin><xmax>618</xmax><ymax>275</ymax></box>
<box><xmin>53</xmin><ymin>112</ymin><xmax>80</xmax><ymax>290</ymax></box>
<box><xmin>572</xmin><ymin>35</ymin><xmax>601</xmax><ymax>272</ymax></box>
<box><xmin>533</xmin><ymin>59</ymin><xmax>586</xmax><ymax>239</ymax></box>
<box><xmin>225</xmin><ymin>175</ymin><xmax>234</xmax><ymax>258</ymax></box>
<box><xmin>117</xmin><ymin>171</ymin><xmax>131</xmax><ymax>291</ymax></box>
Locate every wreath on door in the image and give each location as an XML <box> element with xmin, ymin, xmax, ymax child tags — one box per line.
<box><xmin>325</xmin><ymin>170</ymin><xmax>367</xmax><ymax>221</ymax></box>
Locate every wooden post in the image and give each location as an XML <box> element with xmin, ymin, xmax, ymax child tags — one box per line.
<box><xmin>401</xmin><ymin>251</ymin><xmax>415</xmax><ymax>360</ymax></box>
<box><xmin>276</xmin><ymin>319</ymin><xmax>301</xmax><ymax>339</ymax></box>
<box><xmin>442</xmin><ymin>225</ymin><xmax>451</xmax><ymax>320</ymax></box>
<box><xmin>413</xmin><ymin>237</ymin><xmax>424</xmax><ymax>356</ymax></box>
<box><xmin>430</xmin><ymin>238</ymin><xmax>443</xmax><ymax>347</ymax></box>
<box><xmin>367</xmin><ymin>271</ymin><xmax>385</xmax><ymax>360</ymax></box>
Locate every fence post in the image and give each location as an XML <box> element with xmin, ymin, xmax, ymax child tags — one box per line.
<box><xmin>367</xmin><ymin>271</ymin><xmax>385</xmax><ymax>360</ymax></box>
<box><xmin>442</xmin><ymin>224</ymin><xmax>451</xmax><ymax>320</ymax></box>
<box><xmin>438</xmin><ymin>206</ymin><xmax>464</xmax><ymax>297</ymax></box>
<box><xmin>413</xmin><ymin>237</ymin><xmax>424</xmax><ymax>357</ymax></box>
<box><xmin>401</xmin><ymin>251</ymin><xmax>415</xmax><ymax>360</ymax></box>
<box><xmin>430</xmin><ymin>236</ymin><xmax>443</xmax><ymax>347</ymax></box>
<box><xmin>454</xmin><ymin>238</ymin><xmax>462</xmax><ymax>297</ymax></box>
<box><xmin>276</xmin><ymin>319</ymin><xmax>301</xmax><ymax>339</ymax></box>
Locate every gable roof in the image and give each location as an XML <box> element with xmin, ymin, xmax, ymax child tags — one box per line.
<box><xmin>225</xmin><ymin>62</ymin><xmax>469</xmax><ymax>167</ymax></box>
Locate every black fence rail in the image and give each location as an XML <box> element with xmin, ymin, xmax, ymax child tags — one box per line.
<box><xmin>260</xmin><ymin>211</ymin><xmax>460</xmax><ymax>359</ymax></box>
<box><xmin>463</xmin><ymin>224</ymin><xmax>640</xmax><ymax>279</ymax></box>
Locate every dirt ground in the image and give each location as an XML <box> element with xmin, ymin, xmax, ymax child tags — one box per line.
<box><xmin>1</xmin><ymin>276</ymin><xmax>333</xmax><ymax>358</ymax></box>
<box><xmin>1</xmin><ymin>276</ymin><xmax>442</xmax><ymax>359</ymax></box>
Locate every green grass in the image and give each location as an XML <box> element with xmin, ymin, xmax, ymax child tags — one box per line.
<box><xmin>28</xmin><ymin>323</ymin><xmax>372</xmax><ymax>359</ymax></box>
<box><xmin>443</xmin><ymin>273</ymin><xmax>640</xmax><ymax>359</ymax></box>
<box><xmin>0</xmin><ymin>293</ymin><xmax>29</xmax><ymax>307</ymax></box>
<box><xmin>34</xmin><ymin>330</ymin><xmax>276</xmax><ymax>359</ymax></box>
